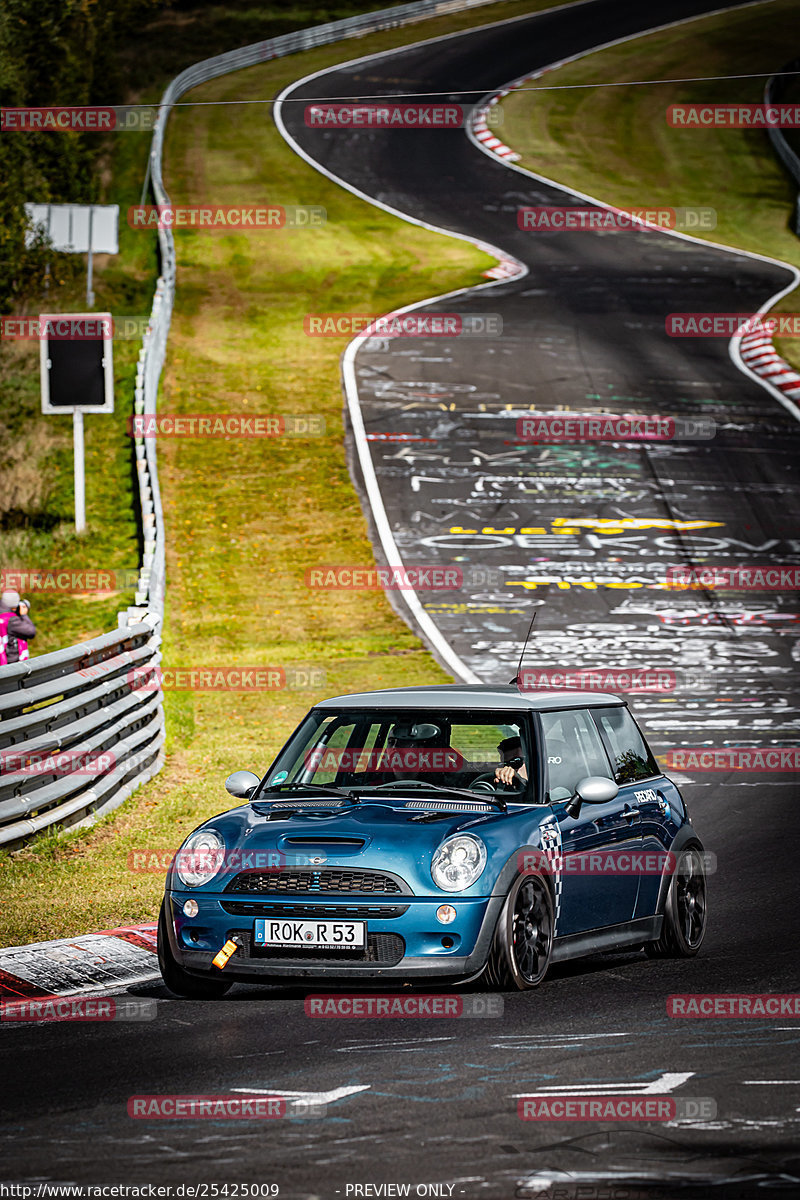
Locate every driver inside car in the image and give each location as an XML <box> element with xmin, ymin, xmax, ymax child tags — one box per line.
<box><xmin>382</xmin><ymin>722</ymin><xmax>462</xmax><ymax>785</ymax></box>
<box><xmin>494</xmin><ymin>735</ymin><xmax>528</xmax><ymax>789</ymax></box>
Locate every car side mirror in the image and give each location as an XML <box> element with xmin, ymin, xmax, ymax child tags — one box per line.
<box><xmin>225</xmin><ymin>769</ymin><xmax>261</xmax><ymax>799</ymax></box>
<box><xmin>564</xmin><ymin>775</ymin><xmax>619</xmax><ymax>818</ymax></box>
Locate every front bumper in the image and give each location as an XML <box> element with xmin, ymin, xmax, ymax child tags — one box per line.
<box><xmin>164</xmin><ymin>891</ymin><xmax>504</xmax><ymax>981</ymax></box>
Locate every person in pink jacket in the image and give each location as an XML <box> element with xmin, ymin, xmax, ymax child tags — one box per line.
<box><xmin>0</xmin><ymin>589</ymin><xmax>37</xmax><ymax>664</ymax></box>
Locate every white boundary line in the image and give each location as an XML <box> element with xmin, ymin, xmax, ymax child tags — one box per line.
<box><xmin>273</xmin><ymin>19</ymin><xmax>562</xmax><ymax>682</ymax></box>
<box><xmin>274</xmin><ymin>0</ymin><xmax>800</xmax><ymax>682</ymax></box>
<box><xmin>464</xmin><ymin>0</ymin><xmax>800</xmax><ymax>423</ymax></box>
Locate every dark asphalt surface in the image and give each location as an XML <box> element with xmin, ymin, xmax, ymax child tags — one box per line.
<box><xmin>3</xmin><ymin>1</ymin><xmax>800</xmax><ymax>1195</ymax></box>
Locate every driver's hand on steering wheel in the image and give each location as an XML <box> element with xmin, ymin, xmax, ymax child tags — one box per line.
<box><xmin>495</xmin><ymin>765</ymin><xmax>518</xmax><ymax>787</ymax></box>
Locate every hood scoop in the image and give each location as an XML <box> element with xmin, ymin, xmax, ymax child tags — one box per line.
<box><xmin>270</xmin><ymin>798</ymin><xmax>348</xmax><ymax>808</ymax></box>
<box><xmin>282</xmin><ymin>836</ymin><xmax>366</xmax><ymax>848</ymax></box>
<box><xmin>255</xmin><ymin>804</ymin><xmax>345</xmax><ymax>819</ymax></box>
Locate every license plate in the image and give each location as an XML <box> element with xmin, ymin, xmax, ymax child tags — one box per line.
<box><xmin>254</xmin><ymin>918</ymin><xmax>366</xmax><ymax>949</ymax></box>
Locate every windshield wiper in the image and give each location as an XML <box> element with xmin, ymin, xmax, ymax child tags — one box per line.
<box><xmin>351</xmin><ymin>781</ymin><xmax>507</xmax><ymax>807</ymax></box>
<box><xmin>259</xmin><ymin>783</ymin><xmax>357</xmax><ymax>801</ymax></box>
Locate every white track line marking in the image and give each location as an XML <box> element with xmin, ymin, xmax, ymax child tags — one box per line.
<box><xmin>230</xmin><ymin>1085</ymin><xmax>370</xmax><ymax>1104</ymax></box>
<box><xmin>513</xmin><ymin>1071</ymin><xmax>694</xmax><ymax>1096</ymax></box>
<box><xmin>273</xmin><ymin>18</ymin><xmax>558</xmax><ymax>683</ymax></box>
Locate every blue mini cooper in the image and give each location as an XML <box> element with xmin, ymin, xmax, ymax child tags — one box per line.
<box><xmin>157</xmin><ymin>685</ymin><xmax>708</xmax><ymax>996</ymax></box>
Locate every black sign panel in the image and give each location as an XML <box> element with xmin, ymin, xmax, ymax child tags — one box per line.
<box><xmin>46</xmin><ymin>338</ymin><xmax>106</xmax><ymax>407</ymax></box>
<box><xmin>40</xmin><ymin>312</ymin><xmax>113</xmax><ymax>413</ymax></box>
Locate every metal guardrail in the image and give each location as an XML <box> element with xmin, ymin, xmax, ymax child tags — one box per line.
<box><xmin>764</xmin><ymin>63</ymin><xmax>800</xmax><ymax>236</ymax></box>
<box><xmin>1</xmin><ymin>0</ymin><xmax>501</xmax><ymax>847</ymax></box>
<box><xmin>0</xmin><ymin>617</ymin><xmax>164</xmax><ymax>846</ymax></box>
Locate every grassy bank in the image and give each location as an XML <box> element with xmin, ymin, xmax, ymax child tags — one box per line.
<box><xmin>498</xmin><ymin>0</ymin><xmax>800</xmax><ymax>368</ymax></box>
<box><xmin>0</xmin><ymin>0</ymin><xmax>580</xmax><ymax>946</ymax></box>
<box><xmin>0</xmin><ymin>0</ymin><xmax>560</xmax><ymax>656</ymax></box>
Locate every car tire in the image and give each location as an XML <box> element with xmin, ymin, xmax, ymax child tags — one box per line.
<box><xmin>157</xmin><ymin>902</ymin><xmax>233</xmax><ymax>998</ymax></box>
<box><xmin>484</xmin><ymin>873</ymin><xmax>554</xmax><ymax>990</ymax></box>
<box><xmin>645</xmin><ymin>845</ymin><xmax>707</xmax><ymax>958</ymax></box>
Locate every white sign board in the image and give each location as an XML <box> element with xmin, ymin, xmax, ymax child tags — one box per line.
<box><xmin>24</xmin><ymin>204</ymin><xmax>119</xmax><ymax>254</ymax></box>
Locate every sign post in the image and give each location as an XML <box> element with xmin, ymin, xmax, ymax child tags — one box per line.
<box><xmin>73</xmin><ymin>411</ymin><xmax>86</xmax><ymax>533</ymax></box>
<box><xmin>86</xmin><ymin>207</ymin><xmax>95</xmax><ymax>307</ymax></box>
<box><xmin>40</xmin><ymin>313</ymin><xmax>114</xmax><ymax>535</ymax></box>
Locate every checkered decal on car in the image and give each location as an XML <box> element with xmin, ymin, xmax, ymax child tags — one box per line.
<box><xmin>538</xmin><ymin>818</ymin><xmax>563</xmax><ymax>935</ymax></box>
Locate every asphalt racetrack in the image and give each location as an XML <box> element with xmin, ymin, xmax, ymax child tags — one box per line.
<box><xmin>2</xmin><ymin>0</ymin><xmax>800</xmax><ymax>1195</ymax></box>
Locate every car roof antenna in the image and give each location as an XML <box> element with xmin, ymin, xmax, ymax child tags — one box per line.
<box><xmin>510</xmin><ymin>611</ymin><xmax>538</xmax><ymax>686</ymax></box>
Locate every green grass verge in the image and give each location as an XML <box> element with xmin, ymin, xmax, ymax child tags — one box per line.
<box><xmin>0</xmin><ymin>0</ymin><xmax>559</xmax><ymax>657</ymax></box>
<box><xmin>0</xmin><ymin>0</ymin><xmax>584</xmax><ymax>946</ymax></box>
<box><xmin>498</xmin><ymin>0</ymin><xmax>800</xmax><ymax>369</ymax></box>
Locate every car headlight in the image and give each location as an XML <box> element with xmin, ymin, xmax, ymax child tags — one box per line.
<box><xmin>431</xmin><ymin>834</ymin><xmax>487</xmax><ymax>892</ymax></box>
<box><xmin>174</xmin><ymin>829</ymin><xmax>225</xmax><ymax>888</ymax></box>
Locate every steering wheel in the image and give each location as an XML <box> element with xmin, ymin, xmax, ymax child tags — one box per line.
<box><xmin>470</xmin><ymin>772</ymin><xmax>506</xmax><ymax>794</ymax></box>
<box><xmin>370</xmin><ymin>779</ymin><xmax>427</xmax><ymax>789</ymax></box>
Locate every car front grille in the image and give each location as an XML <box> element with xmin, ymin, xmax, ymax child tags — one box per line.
<box><xmin>220</xmin><ymin>900</ymin><xmax>409</xmax><ymax>919</ymax></box>
<box><xmin>225</xmin><ymin>869</ymin><xmax>408</xmax><ymax>896</ymax></box>
<box><xmin>227</xmin><ymin>929</ymin><xmax>405</xmax><ymax>966</ymax></box>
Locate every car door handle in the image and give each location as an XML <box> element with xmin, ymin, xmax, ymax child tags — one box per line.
<box><xmin>622</xmin><ymin>807</ymin><xmax>640</xmax><ymax>820</ymax></box>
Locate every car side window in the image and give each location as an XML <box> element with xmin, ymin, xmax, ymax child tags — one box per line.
<box><xmin>591</xmin><ymin>706</ymin><xmax>658</xmax><ymax>784</ymax></box>
<box><xmin>540</xmin><ymin>709</ymin><xmax>613</xmax><ymax>802</ymax></box>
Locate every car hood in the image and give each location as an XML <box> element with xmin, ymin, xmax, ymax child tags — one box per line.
<box><xmin>182</xmin><ymin>796</ymin><xmax>517</xmax><ymax>897</ymax></box>
<box><xmin>248</xmin><ymin>796</ymin><xmax>500</xmax><ymax>851</ymax></box>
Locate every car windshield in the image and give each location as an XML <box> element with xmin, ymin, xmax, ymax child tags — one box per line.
<box><xmin>258</xmin><ymin>708</ymin><xmax>534</xmax><ymax>799</ymax></box>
